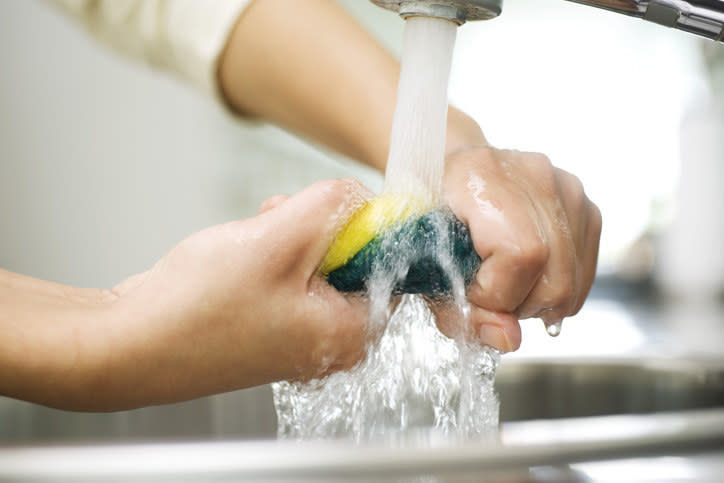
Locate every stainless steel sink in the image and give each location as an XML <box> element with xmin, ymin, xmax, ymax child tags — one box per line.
<box><xmin>1</xmin><ymin>358</ymin><xmax>723</xmax><ymax>481</ymax></box>
<box><xmin>2</xmin><ymin>357</ymin><xmax>722</xmax><ymax>443</ymax></box>
<box><xmin>0</xmin><ymin>409</ymin><xmax>722</xmax><ymax>481</ymax></box>
<box><xmin>496</xmin><ymin>357</ymin><xmax>724</xmax><ymax>421</ymax></box>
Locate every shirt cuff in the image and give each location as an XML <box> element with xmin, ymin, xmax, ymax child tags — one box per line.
<box><xmin>161</xmin><ymin>0</ymin><xmax>252</xmax><ymax>102</ymax></box>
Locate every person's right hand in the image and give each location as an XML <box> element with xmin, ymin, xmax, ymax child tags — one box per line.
<box><xmin>440</xmin><ymin>146</ymin><xmax>602</xmax><ymax>353</ymax></box>
<box><xmin>91</xmin><ymin>179</ymin><xmax>371</xmax><ymax>411</ymax></box>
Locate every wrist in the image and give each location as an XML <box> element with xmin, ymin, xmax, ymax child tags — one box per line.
<box><xmin>63</xmin><ymin>300</ymin><xmax>120</xmax><ymax>410</ymax></box>
<box><xmin>446</xmin><ymin>107</ymin><xmax>487</xmax><ymax>156</ymax></box>
<box><xmin>0</xmin><ymin>280</ymin><xmax>119</xmax><ymax>410</ymax></box>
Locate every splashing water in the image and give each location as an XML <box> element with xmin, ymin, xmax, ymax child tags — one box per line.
<box><xmin>273</xmin><ymin>17</ymin><xmax>500</xmax><ymax>444</ymax></box>
<box><xmin>274</xmin><ymin>296</ymin><xmax>500</xmax><ymax>443</ymax></box>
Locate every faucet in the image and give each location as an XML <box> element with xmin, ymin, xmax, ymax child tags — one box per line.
<box><xmin>371</xmin><ymin>0</ymin><xmax>503</xmax><ymax>24</ymax></box>
<box><xmin>371</xmin><ymin>0</ymin><xmax>724</xmax><ymax>42</ymax></box>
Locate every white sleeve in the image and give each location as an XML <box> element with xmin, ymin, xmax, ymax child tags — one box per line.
<box><xmin>47</xmin><ymin>0</ymin><xmax>252</xmax><ymax>100</ymax></box>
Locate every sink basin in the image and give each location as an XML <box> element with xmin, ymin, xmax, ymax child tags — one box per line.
<box><xmin>0</xmin><ymin>409</ymin><xmax>722</xmax><ymax>481</ymax></box>
<box><xmin>1</xmin><ymin>357</ymin><xmax>723</xmax><ymax>443</ymax></box>
<box><xmin>1</xmin><ymin>358</ymin><xmax>723</xmax><ymax>481</ymax></box>
<box><xmin>496</xmin><ymin>358</ymin><xmax>724</xmax><ymax>421</ymax></box>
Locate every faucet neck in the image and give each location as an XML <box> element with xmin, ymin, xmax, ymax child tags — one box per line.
<box><xmin>371</xmin><ymin>0</ymin><xmax>503</xmax><ymax>24</ymax></box>
<box><xmin>566</xmin><ymin>0</ymin><xmax>724</xmax><ymax>42</ymax></box>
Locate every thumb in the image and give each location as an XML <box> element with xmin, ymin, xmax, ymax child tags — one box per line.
<box><xmin>268</xmin><ymin>178</ymin><xmax>373</xmax><ymax>275</ymax></box>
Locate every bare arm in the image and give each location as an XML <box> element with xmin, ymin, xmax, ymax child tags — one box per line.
<box><xmin>217</xmin><ymin>0</ymin><xmax>486</xmax><ymax>172</ymax></box>
<box><xmin>0</xmin><ymin>181</ymin><xmax>370</xmax><ymax>411</ymax></box>
<box><xmin>47</xmin><ymin>0</ymin><xmax>484</xmax><ymax>167</ymax></box>
<box><xmin>0</xmin><ymin>269</ymin><xmax>117</xmax><ymax>409</ymax></box>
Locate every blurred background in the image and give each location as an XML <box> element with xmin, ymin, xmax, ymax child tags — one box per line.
<box><xmin>0</xmin><ymin>0</ymin><xmax>722</xmax><ymax>444</ymax></box>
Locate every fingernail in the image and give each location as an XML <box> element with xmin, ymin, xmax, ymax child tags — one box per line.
<box><xmin>479</xmin><ymin>325</ymin><xmax>514</xmax><ymax>353</ymax></box>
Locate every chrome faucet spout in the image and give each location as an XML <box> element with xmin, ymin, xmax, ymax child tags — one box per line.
<box><xmin>371</xmin><ymin>0</ymin><xmax>723</xmax><ymax>43</ymax></box>
<box><xmin>566</xmin><ymin>0</ymin><xmax>724</xmax><ymax>42</ymax></box>
<box><xmin>370</xmin><ymin>0</ymin><xmax>503</xmax><ymax>25</ymax></box>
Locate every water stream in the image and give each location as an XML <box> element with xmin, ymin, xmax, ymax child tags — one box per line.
<box><xmin>273</xmin><ymin>16</ymin><xmax>500</xmax><ymax>444</ymax></box>
<box><xmin>384</xmin><ymin>16</ymin><xmax>456</xmax><ymax>206</ymax></box>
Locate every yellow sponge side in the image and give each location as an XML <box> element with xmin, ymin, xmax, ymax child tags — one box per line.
<box><xmin>320</xmin><ymin>193</ymin><xmax>428</xmax><ymax>275</ymax></box>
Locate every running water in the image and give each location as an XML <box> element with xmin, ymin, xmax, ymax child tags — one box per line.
<box><xmin>384</xmin><ymin>16</ymin><xmax>456</xmax><ymax>206</ymax></box>
<box><xmin>273</xmin><ymin>17</ymin><xmax>500</xmax><ymax>443</ymax></box>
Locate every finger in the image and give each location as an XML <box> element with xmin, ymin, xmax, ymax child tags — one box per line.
<box><xmin>464</xmin><ymin>187</ymin><xmax>550</xmax><ymax>314</ymax></box>
<box><xmin>515</xmin><ymin>214</ymin><xmax>578</xmax><ymax>321</ymax></box>
<box><xmin>556</xmin><ymin>171</ymin><xmax>601</xmax><ymax>315</ymax></box>
<box><xmin>429</xmin><ymin>299</ymin><xmax>469</xmax><ymax>340</ymax></box>
<box><xmin>470</xmin><ymin>305</ymin><xmax>521</xmax><ymax>353</ymax></box>
<box><xmin>516</xmin><ymin>172</ymin><xmax>582</xmax><ymax>320</ymax></box>
<box><xmin>258</xmin><ymin>194</ymin><xmax>290</xmax><ymax>214</ymax></box>
<box><xmin>325</xmin><ymin>294</ymin><xmax>369</xmax><ymax>372</ymax></box>
<box><xmin>430</xmin><ymin>301</ymin><xmax>520</xmax><ymax>352</ymax></box>
<box><xmin>572</xmin><ymin>202</ymin><xmax>602</xmax><ymax>314</ymax></box>
<box><xmin>300</xmin><ymin>278</ymin><xmax>369</xmax><ymax>379</ymax></box>
<box><xmin>468</xmin><ymin>241</ymin><xmax>548</xmax><ymax>314</ymax></box>
<box><xmin>271</xmin><ymin>178</ymin><xmax>373</xmax><ymax>275</ymax></box>
<box><xmin>444</xmin><ymin>151</ymin><xmax>549</xmax><ymax>313</ymax></box>
<box><xmin>554</xmin><ymin>168</ymin><xmax>587</xmax><ymax>249</ymax></box>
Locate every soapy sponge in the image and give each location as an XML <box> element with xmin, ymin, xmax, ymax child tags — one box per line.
<box><xmin>321</xmin><ymin>194</ymin><xmax>481</xmax><ymax>298</ymax></box>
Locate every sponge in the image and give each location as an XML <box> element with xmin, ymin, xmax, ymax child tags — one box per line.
<box><xmin>321</xmin><ymin>194</ymin><xmax>481</xmax><ymax>298</ymax></box>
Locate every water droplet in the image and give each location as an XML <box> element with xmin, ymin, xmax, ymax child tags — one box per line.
<box><xmin>545</xmin><ymin>320</ymin><xmax>563</xmax><ymax>337</ymax></box>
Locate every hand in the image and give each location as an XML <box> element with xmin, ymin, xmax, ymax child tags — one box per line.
<box><xmin>441</xmin><ymin>144</ymin><xmax>601</xmax><ymax>353</ymax></box>
<box><xmin>99</xmin><ymin>179</ymin><xmax>370</xmax><ymax>410</ymax></box>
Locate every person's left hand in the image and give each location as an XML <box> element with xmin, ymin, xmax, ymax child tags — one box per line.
<box><xmin>439</xmin><ymin>112</ymin><xmax>602</xmax><ymax>352</ymax></box>
<box><xmin>92</xmin><ymin>179</ymin><xmax>372</xmax><ymax>410</ymax></box>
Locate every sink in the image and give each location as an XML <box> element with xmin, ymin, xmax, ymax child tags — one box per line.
<box><xmin>3</xmin><ymin>357</ymin><xmax>722</xmax><ymax>443</ymax></box>
<box><xmin>496</xmin><ymin>358</ymin><xmax>724</xmax><ymax>421</ymax></box>
<box><xmin>0</xmin><ymin>409</ymin><xmax>722</xmax><ymax>481</ymax></box>
<box><xmin>1</xmin><ymin>358</ymin><xmax>723</xmax><ymax>481</ymax></box>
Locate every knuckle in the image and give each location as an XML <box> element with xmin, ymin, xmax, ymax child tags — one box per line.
<box><xmin>590</xmin><ymin>202</ymin><xmax>603</xmax><ymax>235</ymax></box>
<box><xmin>570</xmin><ymin>173</ymin><xmax>585</xmax><ymax>198</ymax></box>
<box><xmin>313</xmin><ymin>178</ymin><xmax>364</xmax><ymax>211</ymax></box>
<box><xmin>511</xmin><ymin>240</ymin><xmax>549</xmax><ymax>271</ymax></box>
<box><xmin>528</xmin><ymin>152</ymin><xmax>554</xmax><ymax>173</ymax></box>
<box><xmin>546</xmin><ymin>276</ymin><xmax>576</xmax><ymax>311</ymax></box>
<box><xmin>319</xmin><ymin>177</ymin><xmax>357</xmax><ymax>197</ymax></box>
<box><xmin>526</xmin><ymin>153</ymin><xmax>557</xmax><ymax>191</ymax></box>
<box><xmin>561</xmin><ymin>170</ymin><xmax>585</xmax><ymax>203</ymax></box>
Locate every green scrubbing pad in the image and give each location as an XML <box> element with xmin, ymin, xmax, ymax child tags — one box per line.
<box><xmin>325</xmin><ymin>206</ymin><xmax>481</xmax><ymax>298</ymax></box>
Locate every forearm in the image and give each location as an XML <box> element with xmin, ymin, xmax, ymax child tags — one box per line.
<box><xmin>0</xmin><ymin>268</ymin><xmax>247</xmax><ymax>411</ymax></box>
<box><xmin>218</xmin><ymin>0</ymin><xmax>486</xmax><ymax>172</ymax></box>
<box><xmin>49</xmin><ymin>0</ymin><xmax>485</xmax><ymax>169</ymax></box>
<box><xmin>0</xmin><ymin>269</ymin><xmax>116</xmax><ymax>410</ymax></box>
<box><xmin>0</xmin><ymin>269</ymin><xmax>218</xmax><ymax>411</ymax></box>
<box><xmin>0</xmin><ymin>262</ymin><xmax>331</xmax><ymax>412</ymax></box>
